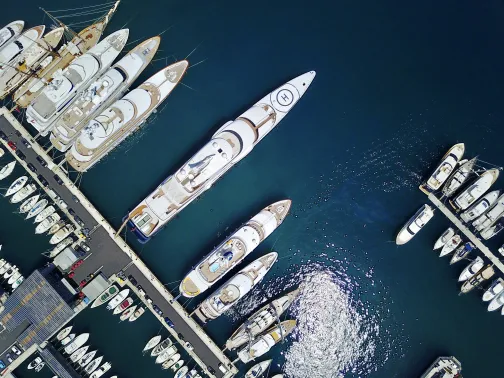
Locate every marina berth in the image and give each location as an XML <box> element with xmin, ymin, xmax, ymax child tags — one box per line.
<box><xmin>459</xmin><ymin>190</ymin><xmax>499</xmax><ymax>222</ymax></box>
<box><xmin>433</xmin><ymin>227</ymin><xmax>454</xmax><ymax>250</ymax></box>
<box><xmin>0</xmin><ymin>27</ymin><xmax>65</xmax><ymax>99</ymax></box>
<box><xmin>420</xmin><ymin>143</ymin><xmax>465</xmax><ymax>193</ymax></box>
<box><xmin>66</xmin><ymin>59</ymin><xmax>189</xmax><ymax>171</ymax></box>
<box><xmin>245</xmin><ymin>360</ymin><xmax>272</xmax><ymax>378</ymax></box>
<box><xmin>26</xmin><ymin>29</ymin><xmax>130</xmax><ymax>135</ymax></box>
<box><xmin>449</xmin><ymin>242</ymin><xmax>476</xmax><ymax>265</ymax></box>
<box><xmin>472</xmin><ymin>194</ymin><xmax>504</xmax><ymax>231</ymax></box>
<box><xmin>126</xmin><ymin>71</ymin><xmax>316</xmax><ymax>243</ymax></box>
<box><xmin>0</xmin><ymin>26</ymin><xmax>45</xmax><ymax>70</ymax></box>
<box><xmin>50</xmin><ymin>36</ymin><xmax>161</xmax><ymax>151</ymax></box>
<box><xmin>180</xmin><ymin>200</ymin><xmax>291</xmax><ymax>297</ymax></box>
<box><xmin>194</xmin><ymin>252</ymin><xmax>278</xmax><ymax>323</ymax></box>
<box><xmin>482</xmin><ymin>278</ymin><xmax>504</xmax><ymax>301</ymax></box>
<box><xmin>396</xmin><ymin>204</ymin><xmax>434</xmax><ymax>245</ymax></box>
<box><xmin>460</xmin><ymin>264</ymin><xmax>494</xmax><ymax>294</ymax></box>
<box><xmin>0</xmin><ymin>21</ymin><xmax>24</xmax><ymax>51</ymax></box>
<box><xmin>450</xmin><ymin>169</ymin><xmax>499</xmax><ymax>210</ymax></box>
<box><xmin>458</xmin><ymin>256</ymin><xmax>484</xmax><ymax>282</ymax></box>
<box><xmin>0</xmin><ymin>161</ymin><xmax>16</xmax><ymax>180</ymax></box>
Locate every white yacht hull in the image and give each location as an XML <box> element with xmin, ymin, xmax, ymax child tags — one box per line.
<box><xmin>433</xmin><ymin>228</ymin><xmax>454</xmax><ymax>250</ymax></box>
<box><xmin>458</xmin><ymin>257</ymin><xmax>484</xmax><ymax>282</ymax></box>
<box><xmin>422</xmin><ymin>143</ymin><xmax>464</xmax><ymax>192</ymax></box>
<box><xmin>396</xmin><ymin>204</ymin><xmax>434</xmax><ymax>245</ymax></box>
<box><xmin>0</xmin><ymin>21</ymin><xmax>24</xmax><ymax>51</ymax></box>
<box><xmin>451</xmin><ymin>169</ymin><xmax>499</xmax><ymax>210</ymax></box>
<box><xmin>0</xmin><ymin>161</ymin><xmax>16</xmax><ymax>180</ymax></box>
<box><xmin>460</xmin><ymin>190</ymin><xmax>499</xmax><ymax>222</ymax></box>
<box><xmin>473</xmin><ymin>194</ymin><xmax>504</xmax><ymax>231</ymax></box>
<box><xmin>5</xmin><ymin>176</ymin><xmax>28</xmax><ymax>196</ymax></box>
<box><xmin>32</xmin><ymin>202</ymin><xmax>52</xmax><ymax>221</ymax></box>
<box><xmin>482</xmin><ymin>278</ymin><xmax>504</xmax><ymax>302</ymax></box>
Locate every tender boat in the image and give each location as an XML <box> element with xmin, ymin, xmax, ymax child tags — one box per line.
<box><xmin>113</xmin><ymin>297</ymin><xmax>133</xmax><ymax>315</ymax></box>
<box><xmin>433</xmin><ymin>228</ymin><xmax>454</xmax><ymax>250</ymax></box>
<box><xmin>11</xmin><ymin>276</ymin><xmax>24</xmax><ymax>290</ymax></box>
<box><xmin>60</xmin><ymin>333</ymin><xmax>75</xmax><ymax>346</ymax></box>
<box><xmin>226</xmin><ymin>288</ymin><xmax>300</xmax><ymax>350</ymax></box>
<box><xmin>128</xmin><ymin>306</ymin><xmax>145</xmax><ymax>322</ymax></box>
<box><xmin>245</xmin><ymin>360</ymin><xmax>272</xmax><ymax>378</ymax></box>
<box><xmin>0</xmin><ymin>26</ymin><xmax>45</xmax><ymax>72</ymax></box>
<box><xmin>79</xmin><ymin>350</ymin><xmax>97</xmax><ymax>367</ymax></box>
<box><xmin>49</xmin><ymin>224</ymin><xmax>75</xmax><ymax>244</ymax></box>
<box><xmin>5</xmin><ymin>176</ymin><xmax>28</xmax><ymax>196</ymax></box>
<box><xmin>32</xmin><ymin>203</ymin><xmax>53</xmax><ymax>221</ymax></box>
<box><xmin>449</xmin><ymin>242</ymin><xmax>476</xmax><ymax>265</ymax></box>
<box><xmin>180</xmin><ymin>200</ymin><xmax>291</xmax><ymax>297</ymax></box>
<box><xmin>125</xmin><ymin>71</ymin><xmax>316</xmax><ymax>243</ymax></box>
<box><xmin>89</xmin><ymin>361</ymin><xmax>111</xmax><ymax>378</ymax></box>
<box><xmin>460</xmin><ymin>190</ymin><xmax>499</xmax><ymax>222</ymax></box>
<box><xmin>0</xmin><ymin>27</ymin><xmax>65</xmax><ymax>99</ymax></box>
<box><xmin>84</xmin><ymin>356</ymin><xmax>103</xmax><ymax>374</ymax></box>
<box><xmin>480</xmin><ymin>217</ymin><xmax>504</xmax><ymax>240</ymax></box>
<box><xmin>395</xmin><ymin>204</ymin><xmax>434</xmax><ymax>245</ymax></box>
<box><xmin>483</xmin><ymin>278</ymin><xmax>504</xmax><ymax>302</ymax></box>
<box><xmin>420</xmin><ymin>357</ymin><xmax>462</xmax><ymax>378</ymax></box>
<box><xmin>70</xmin><ymin>345</ymin><xmax>90</xmax><ymax>363</ymax></box>
<box><xmin>155</xmin><ymin>345</ymin><xmax>177</xmax><ymax>364</ymax></box>
<box><xmin>64</xmin><ymin>333</ymin><xmax>89</xmax><ymax>354</ymax></box>
<box><xmin>143</xmin><ymin>335</ymin><xmax>162</xmax><ymax>352</ymax></box>
<box><xmin>238</xmin><ymin>320</ymin><xmax>296</xmax><ymax>363</ymax></box>
<box><xmin>7</xmin><ymin>271</ymin><xmax>22</xmax><ymax>285</ymax></box>
<box><xmin>151</xmin><ymin>338</ymin><xmax>172</xmax><ymax>357</ymax></box>
<box><xmin>421</xmin><ymin>143</ymin><xmax>465</xmax><ymax>193</ymax></box>
<box><xmin>458</xmin><ymin>256</ymin><xmax>484</xmax><ymax>282</ymax></box>
<box><xmin>161</xmin><ymin>353</ymin><xmax>180</xmax><ymax>370</ymax></box>
<box><xmin>119</xmin><ymin>305</ymin><xmax>137</xmax><ymax>321</ymax></box>
<box><xmin>460</xmin><ymin>265</ymin><xmax>494</xmax><ymax>294</ymax></box>
<box><xmin>56</xmin><ymin>325</ymin><xmax>73</xmax><ymax>341</ymax></box>
<box><xmin>28</xmin><ymin>356</ymin><xmax>42</xmax><ymax>369</ymax></box>
<box><xmin>11</xmin><ymin>183</ymin><xmax>36</xmax><ymax>203</ymax></box>
<box><xmin>49</xmin><ymin>237</ymin><xmax>74</xmax><ymax>258</ymax></box>
<box><xmin>194</xmin><ymin>252</ymin><xmax>278</xmax><ymax>323</ymax></box>
<box><xmin>473</xmin><ymin>193</ymin><xmax>504</xmax><ymax>231</ymax></box>
<box><xmin>19</xmin><ymin>194</ymin><xmax>40</xmax><ymax>213</ymax></box>
<box><xmin>50</xmin><ymin>36</ymin><xmax>161</xmax><ymax>151</ymax></box>
<box><xmin>489</xmin><ymin>291</ymin><xmax>504</xmax><ymax>311</ymax></box>
<box><xmin>35</xmin><ymin>362</ymin><xmax>45</xmax><ymax>372</ymax></box>
<box><xmin>26</xmin><ymin>29</ymin><xmax>130</xmax><ymax>135</ymax></box>
<box><xmin>67</xmin><ymin>60</ymin><xmax>189</xmax><ymax>172</ymax></box>
<box><xmin>106</xmin><ymin>288</ymin><xmax>129</xmax><ymax>310</ymax></box>
<box><xmin>35</xmin><ymin>213</ymin><xmax>61</xmax><ymax>234</ymax></box>
<box><xmin>0</xmin><ymin>21</ymin><xmax>24</xmax><ymax>51</ymax></box>
<box><xmin>170</xmin><ymin>360</ymin><xmax>184</xmax><ymax>372</ymax></box>
<box><xmin>451</xmin><ymin>169</ymin><xmax>499</xmax><ymax>210</ymax></box>
<box><xmin>91</xmin><ymin>285</ymin><xmax>119</xmax><ymax>308</ymax></box>
<box><xmin>174</xmin><ymin>366</ymin><xmax>189</xmax><ymax>378</ymax></box>
<box><xmin>0</xmin><ymin>161</ymin><xmax>16</xmax><ymax>180</ymax></box>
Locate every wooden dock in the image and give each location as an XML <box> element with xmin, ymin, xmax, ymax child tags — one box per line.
<box><xmin>427</xmin><ymin>193</ymin><xmax>504</xmax><ymax>272</ymax></box>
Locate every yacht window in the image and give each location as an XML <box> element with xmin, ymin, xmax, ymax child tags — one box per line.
<box><xmin>14</xmin><ymin>41</ymin><xmax>23</xmax><ymax>49</ymax></box>
<box><xmin>218</xmin><ymin>148</ymin><xmax>222</xmax><ymax>153</ymax></box>
<box><xmin>7</xmin><ymin>27</ymin><xmax>14</xmax><ymax>36</ymax></box>
<box><xmin>136</xmin><ymin>213</ymin><xmax>152</xmax><ymax>228</ymax></box>
<box><xmin>115</xmin><ymin>67</ymin><xmax>128</xmax><ymax>81</ymax></box>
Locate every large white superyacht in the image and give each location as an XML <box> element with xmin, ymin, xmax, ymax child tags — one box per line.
<box><xmin>26</xmin><ymin>29</ymin><xmax>129</xmax><ymax>135</ymax></box>
<box><xmin>0</xmin><ymin>21</ymin><xmax>24</xmax><ymax>51</ymax></box>
<box><xmin>66</xmin><ymin>60</ymin><xmax>189</xmax><ymax>171</ymax></box>
<box><xmin>193</xmin><ymin>252</ymin><xmax>278</xmax><ymax>323</ymax></box>
<box><xmin>126</xmin><ymin>71</ymin><xmax>316</xmax><ymax>243</ymax></box>
<box><xmin>180</xmin><ymin>200</ymin><xmax>291</xmax><ymax>297</ymax></box>
<box><xmin>0</xmin><ymin>26</ymin><xmax>45</xmax><ymax>70</ymax></box>
<box><xmin>50</xmin><ymin>36</ymin><xmax>160</xmax><ymax>151</ymax></box>
<box><xmin>0</xmin><ymin>27</ymin><xmax>64</xmax><ymax>99</ymax></box>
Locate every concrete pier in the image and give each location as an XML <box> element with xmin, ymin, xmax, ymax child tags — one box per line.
<box><xmin>426</xmin><ymin>193</ymin><xmax>504</xmax><ymax>271</ymax></box>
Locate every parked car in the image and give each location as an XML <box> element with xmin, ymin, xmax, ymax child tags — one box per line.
<box><xmin>79</xmin><ymin>242</ymin><xmax>90</xmax><ymax>252</ymax></box>
<box><xmin>0</xmin><ymin>131</ymin><xmax>7</xmax><ymax>141</ymax></box>
<box><xmin>5</xmin><ymin>354</ymin><xmax>12</xmax><ymax>363</ymax></box>
<box><xmin>54</xmin><ymin>174</ymin><xmax>64</xmax><ymax>185</ymax></box>
<box><xmin>71</xmin><ymin>195</ymin><xmax>80</xmax><ymax>203</ymax></box>
<box><xmin>27</xmin><ymin>163</ymin><xmax>37</xmax><ymax>173</ymax></box>
<box><xmin>36</xmin><ymin>156</ymin><xmax>48</xmax><ymax>167</ymax></box>
<box><xmin>21</xmin><ymin>138</ymin><xmax>31</xmax><ymax>148</ymax></box>
<box><xmin>37</xmin><ymin>174</ymin><xmax>49</xmax><ymax>187</ymax></box>
<box><xmin>137</xmin><ymin>285</ymin><xmax>145</xmax><ymax>297</ymax></box>
<box><xmin>128</xmin><ymin>275</ymin><xmax>138</xmax><ymax>286</ymax></box>
<box><xmin>68</xmin><ymin>208</ymin><xmax>76</xmax><ymax>216</ymax></box>
<box><xmin>74</xmin><ymin>216</ymin><xmax>85</xmax><ymax>227</ymax></box>
<box><xmin>177</xmin><ymin>333</ymin><xmax>185</xmax><ymax>341</ymax></box>
<box><xmin>14</xmin><ymin>130</ymin><xmax>21</xmax><ymax>137</ymax></box>
<box><xmin>185</xmin><ymin>341</ymin><xmax>194</xmax><ymax>351</ymax></box>
<box><xmin>164</xmin><ymin>317</ymin><xmax>174</xmax><ymax>328</ymax></box>
<box><xmin>145</xmin><ymin>295</ymin><xmax>153</xmax><ymax>304</ymax></box>
<box><xmin>207</xmin><ymin>366</ymin><xmax>216</xmax><ymax>375</ymax></box>
<box><xmin>218</xmin><ymin>364</ymin><xmax>228</xmax><ymax>374</ymax></box>
<box><xmin>11</xmin><ymin>346</ymin><xmax>21</xmax><ymax>356</ymax></box>
<box><xmin>152</xmin><ymin>305</ymin><xmax>163</xmax><ymax>316</ymax></box>
<box><xmin>15</xmin><ymin>150</ymin><xmax>26</xmax><ymax>160</ymax></box>
<box><xmin>7</xmin><ymin>141</ymin><xmax>16</xmax><ymax>150</ymax></box>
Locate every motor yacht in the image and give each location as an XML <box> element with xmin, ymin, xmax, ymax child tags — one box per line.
<box><xmin>480</xmin><ymin>217</ymin><xmax>504</xmax><ymax>240</ymax></box>
<box><xmin>396</xmin><ymin>204</ymin><xmax>434</xmax><ymax>245</ymax></box>
<box><xmin>420</xmin><ymin>357</ymin><xmax>462</xmax><ymax>378</ymax></box>
<box><xmin>245</xmin><ymin>360</ymin><xmax>272</xmax><ymax>378</ymax></box>
<box><xmin>79</xmin><ymin>350</ymin><xmax>97</xmax><ymax>367</ymax></box>
<box><xmin>128</xmin><ymin>306</ymin><xmax>145</xmax><ymax>322</ymax></box>
<box><xmin>433</xmin><ymin>228</ymin><xmax>454</xmax><ymax>250</ymax></box>
<box><xmin>0</xmin><ymin>161</ymin><xmax>16</xmax><ymax>180</ymax></box>
<box><xmin>49</xmin><ymin>224</ymin><xmax>74</xmax><ymax>244</ymax></box>
<box><xmin>460</xmin><ymin>190</ymin><xmax>499</xmax><ymax>222</ymax></box>
<box><xmin>84</xmin><ymin>356</ymin><xmax>103</xmax><ymax>374</ymax></box>
<box><xmin>472</xmin><ymin>194</ymin><xmax>504</xmax><ymax>231</ymax></box>
<box><xmin>64</xmin><ymin>333</ymin><xmax>89</xmax><ymax>354</ymax></box>
<box><xmin>49</xmin><ymin>237</ymin><xmax>73</xmax><ymax>258</ymax></box>
<box><xmin>488</xmin><ymin>291</ymin><xmax>504</xmax><ymax>311</ymax></box>
<box><xmin>35</xmin><ymin>213</ymin><xmax>60</xmax><ymax>233</ymax></box>
<box><xmin>155</xmin><ymin>346</ymin><xmax>177</xmax><ymax>364</ymax></box>
<box><xmin>174</xmin><ymin>366</ymin><xmax>189</xmax><ymax>378</ymax></box>
<box><xmin>119</xmin><ymin>305</ymin><xmax>137</xmax><ymax>321</ymax></box>
<box><xmin>420</xmin><ymin>143</ymin><xmax>464</xmax><ymax>193</ymax></box>
<box><xmin>458</xmin><ymin>256</ymin><xmax>484</xmax><ymax>282</ymax></box>
<box><xmin>482</xmin><ymin>278</ymin><xmax>504</xmax><ymax>302</ymax></box>
<box><xmin>0</xmin><ymin>21</ymin><xmax>24</xmax><ymax>51</ymax></box>
<box><xmin>449</xmin><ymin>242</ymin><xmax>476</xmax><ymax>265</ymax></box>
<box><xmin>32</xmin><ymin>203</ymin><xmax>53</xmax><ymax>221</ymax></box>
<box><xmin>19</xmin><ymin>194</ymin><xmax>40</xmax><ymax>213</ymax></box>
<box><xmin>113</xmin><ymin>297</ymin><xmax>133</xmax><ymax>315</ymax></box>
<box><xmin>442</xmin><ymin>158</ymin><xmax>476</xmax><ymax>197</ymax></box>
<box><xmin>106</xmin><ymin>288</ymin><xmax>129</xmax><ymax>310</ymax></box>
<box><xmin>170</xmin><ymin>360</ymin><xmax>184</xmax><ymax>372</ymax></box>
<box><xmin>61</xmin><ymin>333</ymin><xmax>75</xmax><ymax>346</ymax></box>
<box><xmin>27</xmin><ymin>357</ymin><xmax>42</xmax><ymax>369</ymax></box>
<box><xmin>70</xmin><ymin>345</ymin><xmax>89</xmax><ymax>363</ymax></box>
<box><xmin>143</xmin><ymin>335</ymin><xmax>162</xmax><ymax>352</ymax></box>
<box><xmin>5</xmin><ymin>176</ymin><xmax>28</xmax><ymax>196</ymax></box>
<box><xmin>151</xmin><ymin>338</ymin><xmax>172</xmax><ymax>357</ymax></box>
<box><xmin>451</xmin><ymin>169</ymin><xmax>499</xmax><ymax>210</ymax></box>
<box><xmin>161</xmin><ymin>353</ymin><xmax>180</xmax><ymax>370</ymax></box>
<box><xmin>56</xmin><ymin>326</ymin><xmax>72</xmax><ymax>341</ymax></box>
<box><xmin>11</xmin><ymin>183</ymin><xmax>36</xmax><ymax>203</ymax></box>
<box><xmin>460</xmin><ymin>265</ymin><xmax>494</xmax><ymax>294</ymax></box>
<box><xmin>0</xmin><ymin>26</ymin><xmax>45</xmax><ymax>72</ymax></box>
<box><xmin>91</xmin><ymin>284</ymin><xmax>119</xmax><ymax>308</ymax></box>
<box><xmin>89</xmin><ymin>361</ymin><xmax>111</xmax><ymax>378</ymax></box>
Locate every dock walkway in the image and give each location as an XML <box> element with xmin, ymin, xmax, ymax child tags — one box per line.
<box><xmin>427</xmin><ymin>193</ymin><xmax>504</xmax><ymax>271</ymax></box>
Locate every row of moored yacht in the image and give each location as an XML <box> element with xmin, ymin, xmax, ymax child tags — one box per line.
<box><xmin>91</xmin><ymin>286</ymin><xmax>146</xmax><ymax>322</ymax></box>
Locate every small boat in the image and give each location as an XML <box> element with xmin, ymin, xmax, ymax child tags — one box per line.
<box><xmin>226</xmin><ymin>288</ymin><xmax>300</xmax><ymax>350</ymax></box>
<box><xmin>421</xmin><ymin>143</ymin><xmax>465</xmax><ymax>193</ymax></box>
<box><xmin>396</xmin><ymin>205</ymin><xmax>434</xmax><ymax>245</ymax></box>
<box><xmin>10</xmin><ymin>183</ymin><xmax>36</xmax><ymax>203</ymax></box>
<box><xmin>35</xmin><ymin>362</ymin><xmax>45</xmax><ymax>372</ymax></box>
<box><xmin>439</xmin><ymin>235</ymin><xmax>462</xmax><ymax>257</ymax></box>
<box><xmin>128</xmin><ymin>306</ymin><xmax>145</xmax><ymax>322</ymax></box>
<box><xmin>5</xmin><ymin>176</ymin><xmax>28</xmax><ymax>196</ymax></box>
<box><xmin>19</xmin><ymin>194</ymin><xmax>40</xmax><ymax>213</ymax></box>
<box><xmin>245</xmin><ymin>360</ymin><xmax>272</xmax><ymax>378</ymax></box>
<box><xmin>488</xmin><ymin>291</ymin><xmax>504</xmax><ymax>311</ymax></box>
<box><xmin>61</xmin><ymin>333</ymin><xmax>76</xmax><ymax>346</ymax></box>
<box><xmin>433</xmin><ymin>228</ymin><xmax>455</xmax><ymax>250</ymax></box>
<box><xmin>48</xmin><ymin>220</ymin><xmax>65</xmax><ymax>235</ymax></box>
<box><xmin>0</xmin><ymin>262</ymin><xmax>11</xmax><ymax>275</ymax></box>
<box><xmin>161</xmin><ymin>353</ymin><xmax>180</xmax><ymax>370</ymax></box>
<box><xmin>35</xmin><ymin>214</ymin><xmax>61</xmax><ymax>234</ymax></box>
<box><xmin>70</xmin><ymin>345</ymin><xmax>89</xmax><ymax>363</ymax></box>
<box><xmin>89</xmin><ymin>361</ymin><xmax>111</xmax><ymax>378</ymax></box>
<box><xmin>474</xmin><ymin>194</ymin><xmax>504</xmax><ymax>231</ymax></box>
<box><xmin>449</xmin><ymin>242</ymin><xmax>476</xmax><ymax>265</ymax></box>
<box><xmin>49</xmin><ymin>237</ymin><xmax>73</xmax><ymax>258</ymax></box>
<box><xmin>119</xmin><ymin>305</ymin><xmax>137</xmax><ymax>321</ymax></box>
<box><xmin>171</xmin><ymin>360</ymin><xmax>184</xmax><ymax>372</ymax></box>
<box><xmin>0</xmin><ymin>161</ymin><xmax>16</xmax><ymax>180</ymax></box>
<box><xmin>79</xmin><ymin>350</ymin><xmax>97</xmax><ymax>367</ymax></box>
<box><xmin>460</xmin><ymin>190</ymin><xmax>500</xmax><ymax>222</ymax></box>
<box><xmin>143</xmin><ymin>335</ymin><xmax>162</xmax><ymax>352</ymax></box>
<box><xmin>451</xmin><ymin>169</ymin><xmax>500</xmax><ymax>210</ymax></box>
<box><xmin>481</xmin><ymin>217</ymin><xmax>504</xmax><ymax>240</ymax></box>
<box><xmin>458</xmin><ymin>256</ymin><xmax>484</xmax><ymax>282</ymax></box>
<box><xmin>174</xmin><ymin>366</ymin><xmax>189</xmax><ymax>378</ymax></box>
<box><xmin>64</xmin><ymin>333</ymin><xmax>89</xmax><ymax>354</ymax></box>
<box><xmin>49</xmin><ymin>223</ymin><xmax>74</xmax><ymax>243</ymax></box>
<box><xmin>237</xmin><ymin>320</ymin><xmax>297</xmax><ymax>362</ymax></box>
<box><xmin>420</xmin><ymin>357</ymin><xmax>462</xmax><ymax>378</ymax></box>
<box><xmin>483</xmin><ymin>278</ymin><xmax>504</xmax><ymax>302</ymax></box>
<box><xmin>3</xmin><ymin>266</ymin><xmax>18</xmax><ymax>279</ymax></box>
<box><xmin>155</xmin><ymin>345</ymin><xmax>177</xmax><ymax>364</ymax></box>
<box><xmin>28</xmin><ymin>357</ymin><xmax>42</xmax><ymax>369</ymax></box>
<box><xmin>443</xmin><ymin>158</ymin><xmax>477</xmax><ymax>197</ymax></box>
<box><xmin>91</xmin><ymin>285</ymin><xmax>119</xmax><ymax>308</ymax></box>
<box><xmin>31</xmin><ymin>202</ymin><xmax>52</xmax><ymax>221</ymax></box>
<box><xmin>56</xmin><ymin>326</ymin><xmax>73</xmax><ymax>341</ymax></box>
<box><xmin>11</xmin><ymin>276</ymin><xmax>23</xmax><ymax>290</ymax></box>
<box><xmin>461</xmin><ymin>265</ymin><xmax>494</xmax><ymax>294</ymax></box>
<box><xmin>7</xmin><ymin>271</ymin><xmax>22</xmax><ymax>285</ymax></box>
<box><xmin>106</xmin><ymin>288</ymin><xmax>129</xmax><ymax>310</ymax></box>
<box><xmin>113</xmin><ymin>297</ymin><xmax>133</xmax><ymax>315</ymax></box>
<box><xmin>84</xmin><ymin>356</ymin><xmax>103</xmax><ymax>374</ymax></box>
<box><xmin>151</xmin><ymin>338</ymin><xmax>172</xmax><ymax>357</ymax></box>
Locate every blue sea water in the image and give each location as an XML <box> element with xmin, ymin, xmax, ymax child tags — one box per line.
<box><xmin>2</xmin><ymin>0</ymin><xmax>504</xmax><ymax>377</ymax></box>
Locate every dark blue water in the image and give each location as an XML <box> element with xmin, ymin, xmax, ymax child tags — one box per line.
<box><xmin>2</xmin><ymin>0</ymin><xmax>504</xmax><ymax>377</ymax></box>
